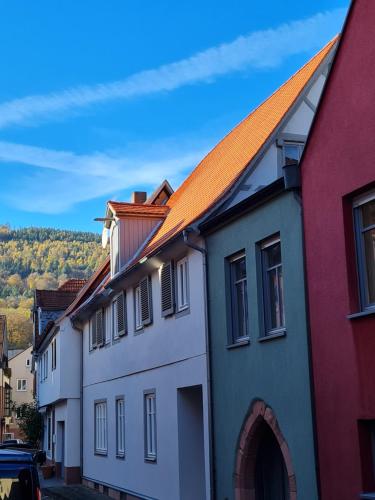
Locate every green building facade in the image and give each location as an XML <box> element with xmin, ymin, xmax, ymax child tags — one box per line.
<box><xmin>202</xmin><ymin>181</ymin><xmax>318</xmax><ymax>500</ymax></box>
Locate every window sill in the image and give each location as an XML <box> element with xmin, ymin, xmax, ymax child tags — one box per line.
<box><xmin>258</xmin><ymin>329</ymin><xmax>286</xmax><ymax>342</ymax></box>
<box><xmin>175</xmin><ymin>307</ymin><xmax>190</xmax><ymax>319</ymax></box>
<box><xmin>347</xmin><ymin>308</ymin><xmax>375</xmax><ymax>320</ymax></box>
<box><xmin>145</xmin><ymin>456</ymin><xmax>157</xmax><ymax>464</ymax></box>
<box><xmin>94</xmin><ymin>451</ymin><xmax>108</xmax><ymax>457</ymax></box>
<box><xmin>226</xmin><ymin>338</ymin><xmax>250</xmax><ymax>349</ymax></box>
<box><xmin>134</xmin><ymin>327</ymin><xmax>144</xmax><ymax>336</ymax></box>
<box><xmin>116</xmin><ymin>453</ymin><xmax>125</xmax><ymax>460</ymax></box>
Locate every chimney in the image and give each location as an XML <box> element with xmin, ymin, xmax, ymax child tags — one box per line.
<box><xmin>131</xmin><ymin>191</ymin><xmax>147</xmax><ymax>204</ymax></box>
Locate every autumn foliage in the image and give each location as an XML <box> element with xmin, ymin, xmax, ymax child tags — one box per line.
<box><xmin>0</xmin><ymin>224</ymin><xmax>107</xmax><ymax>348</ymax></box>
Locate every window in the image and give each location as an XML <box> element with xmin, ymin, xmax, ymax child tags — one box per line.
<box><xmin>112</xmin><ymin>292</ymin><xmax>127</xmax><ymax>339</ymax></box>
<box><xmin>135</xmin><ymin>285</ymin><xmax>142</xmax><ymax>330</ymax></box>
<box><xmin>176</xmin><ymin>258</ymin><xmax>189</xmax><ymax>311</ymax></box>
<box><xmin>116</xmin><ymin>398</ymin><xmax>125</xmax><ymax>457</ymax></box>
<box><xmin>94</xmin><ymin>401</ymin><xmax>107</xmax><ymax>454</ymax></box>
<box><xmin>42</xmin><ymin>351</ymin><xmax>48</xmax><ymax>380</ymax></box>
<box><xmin>354</xmin><ymin>192</ymin><xmax>375</xmax><ymax>310</ymax></box>
<box><xmin>90</xmin><ymin>309</ymin><xmax>105</xmax><ymax>349</ymax></box>
<box><xmin>261</xmin><ymin>237</ymin><xmax>285</xmax><ymax>334</ymax></box>
<box><xmin>16</xmin><ymin>379</ymin><xmax>27</xmax><ymax>392</ymax></box>
<box><xmin>26</xmin><ymin>358</ymin><xmax>30</xmax><ymax>368</ymax></box>
<box><xmin>283</xmin><ymin>142</ymin><xmax>304</xmax><ymax>165</ymax></box>
<box><xmin>51</xmin><ymin>339</ymin><xmax>56</xmax><ymax>371</ymax></box>
<box><xmin>105</xmin><ymin>306</ymin><xmax>111</xmax><ymax>344</ymax></box>
<box><xmin>144</xmin><ymin>392</ymin><xmax>157</xmax><ymax>461</ymax></box>
<box><xmin>110</xmin><ymin>223</ymin><xmax>120</xmax><ymax>276</ymax></box>
<box><xmin>229</xmin><ymin>253</ymin><xmax>249</xmax><ymax>342</ymax></box>
<box><xmin>135</xmin><ymin>277</ymin><xmax>152</xmax><ymax>331</ymax></box>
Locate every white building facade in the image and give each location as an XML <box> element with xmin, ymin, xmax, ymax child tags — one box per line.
<box><xmin>36</xmin><ymin>316</ymin><xmax>81</xmax><ymax>483</ymax></box>
<box><xmin>71</xmin><ymin>193</ymin><xmax>211</xmax><ymax>500</ymax></box>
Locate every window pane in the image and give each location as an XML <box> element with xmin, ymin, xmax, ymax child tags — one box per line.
<box><xmin>266</xmin><ymin>242</ymin><xmax>281</xmax><ymax>268</ymax></box>
<box><xmin>233</xmin><ymin>257</ymin><xmax>246</xmax><ymax>281</ymax></box>
<box><xmin>235</xmin><ymin>281</ymin><xmax>248</xmax><ymax>338</ymax></box>
<box><xmin>362</xmin><ymin>199</ymin><xmax>375</xmax><ymax>229</ymax></box>
<box><xmin>364</xmin><ymin>228</ymin><xmax>375</xmax><ymax>304</ymax></box>
<box><xmin>284</xmin><ymin>144</ymin><xmax>301</xmax><ymax>165</ymax></box>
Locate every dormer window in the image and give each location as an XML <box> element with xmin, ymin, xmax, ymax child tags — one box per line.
<box><xmin>110</xmin><ymin>223</ymin><xmax>120</xmax><ymax>277</ymax></box>
<box><xmin>283</xmin><ymin>142</ymin><xmax>304</xmax><ymax>165</ymax></box>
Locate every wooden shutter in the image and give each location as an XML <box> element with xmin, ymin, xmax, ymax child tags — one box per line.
<box><xmin>140</xmin><ymin>276</ymin><xmax>152</xmax><ymax>326</ymax></box>
<box><xmin>91</xmin><ymin>315</ymin><xmax>97</xmax><ymax>349</ymax></box>
<box><xmin>161</xmin><ymin>262</ymin><xmax>175</xmax><ymax>317</ymax></box>
<box><xmin>96</xmin><ymin>309</ymin><xmax>104</xmax><ymax>347</ymax></box>
<box><xmin>116</xmin><ymin>292</ymin><xmax>127</xmax><ymax>336</ymax></box>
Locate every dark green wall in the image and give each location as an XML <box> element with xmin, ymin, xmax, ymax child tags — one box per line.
<box><xmin>206</xmin><ymin>191</ymin><xmax>318</xmax><ymax>500</ymax></box>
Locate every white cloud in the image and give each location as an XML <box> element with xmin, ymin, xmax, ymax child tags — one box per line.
<box><xmin>0</xmin><ymin>8</ymin><xmax>346</xmax><ymax>129</ymax></box>
<box><xmin>0</xmin><ymin>140</ymin><xmax>209</xmax><ymax>213</ymax></box>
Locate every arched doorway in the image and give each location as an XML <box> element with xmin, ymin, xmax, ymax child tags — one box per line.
<box><xmin>234</xmin><ymin>400</ymin><xmax>296</xmax><ymax>500</ymax></box>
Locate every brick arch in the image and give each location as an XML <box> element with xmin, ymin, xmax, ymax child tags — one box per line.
<box><xmin>234</xmin><ymin>400</ymin><xmax>297</xmax><ymax>500</ymax></box>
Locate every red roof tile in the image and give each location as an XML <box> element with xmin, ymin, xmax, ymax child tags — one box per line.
<box><xmin>108</xmin><ymin>201</ymin><xmax>169</xmax><ymax>219</ymax></box>
<box><xmin>142</xmin><ymin>38</ymin><xmax>337</xmax><ymax>254</ymax></box>
<box><xmin>58</xmin><ymin>279</ymin><xmax>87</xmax><ymax>293</ymax></box>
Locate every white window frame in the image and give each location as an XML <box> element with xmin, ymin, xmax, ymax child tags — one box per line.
<box><xmin>116</xmin><ymin>397</ymin><xmax>125</xmax><ymax>457</ymax></box>
<box><xmin>135</xmin><ymin>285</ymin><xmax>142</xmax><ymax>331</ymax></box>
<box><xmin>261</xmin><ymin>236</ymin><xmax>285</xmax><ymax>335</ymax></box>
<box><xmin>94</xmin><ymin>401</ymin><xmax>108</xmax><ymax>455</ymax></box>
<box><xmin>354</xmin><ymin>190</ymin><xmax>375</xmax><ymax>311</ymax></box>
<box><xmin>26</xmin><ymin>358</ymin><xmax>30</xmax><ymax>368</ymax></box>
<box><xmin>105</xmin><ymin>306</ymin><xmax>111</xmax><ymax>344</ymax></box>
<box><xmin>16</xmin><ymin>379</ymin><xmax>27</xmax><ymax>391</ymax></box>
<box><xmin>144</xmin><ymin>391</ymin><xmax>157</xmax><ymax>461</ymax></box>
<box><xmin>229</xmin><ymin>251</ymin><xmax>249</xmax><ymax>342</ymax></box>
<box><xmin>176</xmin><ymin>257</ymin><xmax>189</xmax><ymax>312</ymax></box>
<box><xmin>112</xmin><ymin>299</ymin><xmax>119</xmax><ymax>341</ymax></box>
<box><xmin>110</xmin><ymin>223</ymin><xmax>120</xmax><ymax>277</ymax></box>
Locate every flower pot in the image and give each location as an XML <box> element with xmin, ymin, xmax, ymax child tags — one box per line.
<box><xmin>41</xmin><ymin>465</ymin><xmax>54</xmax><ymax>479</ymax></box>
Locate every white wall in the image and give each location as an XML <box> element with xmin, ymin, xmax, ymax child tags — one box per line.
<box><xmin>83</xmin><ymin>355</ymin><xmax>209</xmax><ymax>500</ymax></box>
<box><xmin>83</xmin><ymin>248</ymin><xmax>206</xmax><ymax>387</ymax></box>
<box><xmin>82</xmin><ymin>246</ymin><xmax>210</xmax><ymax>499</ymax></box>
<box><xmin>225</xmin><ymin>69</ymin><xmax>328</xmax><ymax>211</ymax></box>
<box><xmin>37</xmin><ymin>316</ymin><xmax>81</xmax><ymax>408</ymax></box>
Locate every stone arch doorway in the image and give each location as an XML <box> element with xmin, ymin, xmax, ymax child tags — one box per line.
<box><xmin>234</xmin><ymin>400</ymin><xmax>296</xmax><ymax>500</ymax></box>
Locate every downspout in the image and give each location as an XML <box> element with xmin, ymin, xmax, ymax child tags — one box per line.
<box><xmin>286</xmin><ymin>175</ymin><xmax>322</xmax><ymax>499</ymax></box>
<box><xmin>182</xmin><ymin>229</ymin><xmax>215</xmax><ymax>500</ymax></box>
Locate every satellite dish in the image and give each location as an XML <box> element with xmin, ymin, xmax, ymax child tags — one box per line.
<box><xmin>101</xmin><ymin>227</ymin><xmax>109</xmax><ymax>249</ymax></box>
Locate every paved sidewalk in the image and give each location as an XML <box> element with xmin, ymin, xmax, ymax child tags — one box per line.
<box><xmin>42</xmin><ymin>484</ymin><xmax>109</xmax><ymax>499</ymax></box>
<box><xmin>40</xmin><ymin>472</ymin><xmax>108</xmax><ymax>499</ymax></box>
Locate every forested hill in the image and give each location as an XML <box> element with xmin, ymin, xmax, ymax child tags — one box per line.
<box><xmin>0</xmin><ymin>225</ymin><xmax>107</xmax><ymax>348</ymax></box>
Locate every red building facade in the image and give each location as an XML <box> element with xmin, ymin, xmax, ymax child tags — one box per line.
<box><xmin>302</xmin><ymin>1</ymin><xmax>375</xmax><ymax>498</ymax></box>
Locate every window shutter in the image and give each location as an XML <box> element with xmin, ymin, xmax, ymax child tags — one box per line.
<box><xmin>161</xmin><ymin>262</ymin><xmax>175</xmax><ymax>317</ymax></box>
<box><xmin>117</xmin><ymin>292</ymin><xmax>127</xmax><ymax>336</ymax></box>
<box><xmin>140</xmin><ymin>276</ymin><xmax>152</xmax><ymax>326</ymax></box>
<box><xmin>96</xmin><ymin>309</ymin><xmax>104</xmax><ymax>347</ymax></box>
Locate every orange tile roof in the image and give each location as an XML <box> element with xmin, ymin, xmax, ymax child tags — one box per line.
<box><xmin>58</xmin><ymin>279</ymin><xmax>87</xmax><ymax>292</ymax></box>
<box><xmin>108</xmin><ymin>201</ymin><xmax>169</xmax><ymax>219</ymax></box>
<box><xmin>143</xmin><ymin>37</ymin><xmax>337</xmax><ymax>254</ymax></box>
<box><xmin>61</xmin><ymin>256</ymin><xmax>110</xmax><ymax>320</ymax></box>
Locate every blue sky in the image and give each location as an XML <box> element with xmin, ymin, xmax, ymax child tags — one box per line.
<box><xmin>0</xmin><ymin>0</ymin><xmax>349</xmax><ymax>233</ymax></box>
